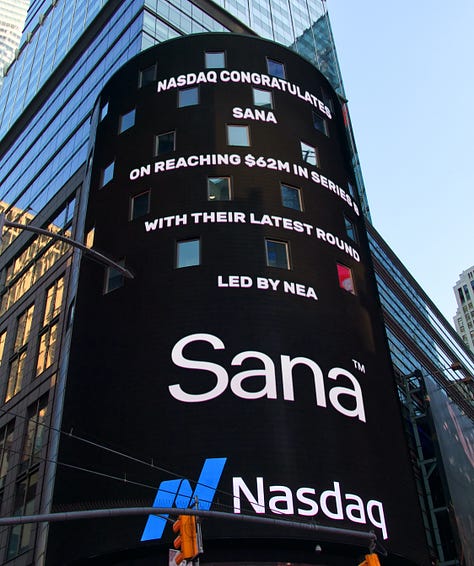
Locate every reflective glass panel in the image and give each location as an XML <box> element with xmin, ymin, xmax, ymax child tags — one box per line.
<box><xmin>265</xmin><ymin>239</ymin><xmax>290</xmax><ymax>269</ymax></box>
<box><xmin>300</xmin><ymin>141</ymin><xmax>318</xmax><ymax>166</ymax></box>
<box><xmin>227</xmin><ymin>125</ymin><xmax>250</xmax><ymax>146</ymax></box>
<box><xmin>177</xmin><ymin>239</ymin><xmax>200</xmax><ymax>268</ymax></box>
<box><xmin>178</xmin><ymin>86</ymin><xmax>199</xmax><ymax>107</ymax></box>
<box><xmin>281</xmin><ymin>184</ymin><xmax>302</xmax><ymax>211</ymax></box>
<box><xmin>205</xmin><ymin>51</ymin><xmax>225</xmax><ymax>68</ymax></box>
<box><xmin>155</xmin><ymin>131</ymin><xmax>175</xmax><ymax>155</ymax></box>
<box><xmin>253</xmin><ymin>88</ymin><xmax>273</xmax><ymax>109</ymax></box>
<box><xmin>208</xmin><ymin>177</ymin><xmax>231</xmax><ymax>201</ymax></box>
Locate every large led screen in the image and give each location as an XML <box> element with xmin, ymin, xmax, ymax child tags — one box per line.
<box><xmin>47</xmin><ymin>34</ymin><xmax>429</xmax><ymax>566</ymax></box>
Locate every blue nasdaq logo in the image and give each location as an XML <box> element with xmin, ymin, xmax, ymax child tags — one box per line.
<box><xmin>141</xmin><ymin>457</ymin><xmax>227</xmax><ymax>541</ymax></box>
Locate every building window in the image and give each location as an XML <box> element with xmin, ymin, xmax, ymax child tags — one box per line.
<box><xmin>265</xmin><ymin>239</ymin><xmax>290</xmax><ymax>269</ymax></box>
<box><xmin>281</xmin><ymin>184</ymin><xmax>302</xmax><ymax>211</ymax></box>
<box><xmin>337</xmin><ymin>263</ymin><xmax>355</xmax><ymax>294</ymax></box>
<box><xmin>178</xmin><ymin>86</ymin><xmax>199</xmax><ymax>107</ymax></box>
<box><xmin>36</xmin><ymin>327</ymin><xmax>58</xmax><ymax>376</ymax></box>
<box><xmin>227</xmin><ymin>125</ymin><xmax>250</xmax><ymax>146</ymax></box>
<box><xmin>347</xmin><ymin>181</ymin><xmax>356</xmax><ymax>197</ymax></box>
<box><xmin>344</xmin><ymin>216</ymin><xmax>358</xmax><ymax>243</ymax></box>
<box><xmin>205</xmin><ymin>51</ymin><xmax>225</xmax><ymax>68</ymax></box>
<box><xmin>177</xmin><ymin>239</ymin><xmax>200</xmax><ymax>268</ymax></box>
<box><xmin>1</xmin><ymin>198</ymin><xmax>74</xmax><ymax>316</ymax></box>
<box><xmin>130</xmin><ymin>191</ymin><xmax>150</xmax><ymax>220</ymax></box>
<box><xmin>155</xmin><ymin>131</ymin><xmax>175</xmax><ymax>155</ymax></box>
<box><xmin>6</xmin><ymin>354</ymin><xmax>27</xmax><ymax>402</ymax></box>
<box><xmin>7</xmin><ymin>471</ymin><xmax>39</xmax><ymax>560</ymax></box>
<box><xmin>300</xmin><ymin>141</ymin><xmax>318</xmax><ymax>166</ymax></box>
<box><xmin>20</xmin><ymin>396</ymin><xmax>48</xmax><ymax>473</ymax></box>
<box><xmin>36</xmin><ymin>277</ymin><xmax>64</xmax><ymax>376</ymax></box>
<box><xmin>0</xmin><ymin>421</ymin><xmax>14</xmax><ymax>490</ymax></box>
<box><xmin>267</xmin><ymin>58</ymin><xmax>285</xmax><ymax>78</ymax></box>
<box><xmin>313</xmin><ymin>111</ymin><xmax>328</xmax><ymax>135</ymax></box>
<box><xmin>139</xmin><ymin>64</ymin><xmax>156</xmax><ymax>87</ymax></box>
<box><xmin>104</xmin><ymin>260</ymin><xmax>125</xmax><ymax>294</ymax></box>
<box><xmin>118</xmin><ymin>108</ymin><xmax>136</xmax><ymax>133</ymax></box>
<box><xmin>6</xmin><ymin>305</ymin><xmax>35</xmax><ymax>402</ymax></box>
<box><xmin>100</xmin><ymin>160</ymin><xmax>115</xmax><ymax>188</ymax></box>
<box><xmin>253</xmin><ymin>88</ymin><xmax>273</xmax><ymax>109</ymax></box>
<box><xmin>0</xmin><ymin>330</ymin><xmax>6</xmax><ymax>368</ymax></box>
<box><xmin>464</xmin><ymin>284</ymin><xmax>471</xmax><ymax>300</ymax></box>
<box><xmin>43</xmin><ymin>277</ymin><xmax>64</xmax><ymax>325</ymax></box>
<box><xmin>208</xmin><ymin>177</ymin><xmax>231</xmax><ymax>201</ymax></box>
<box><xmin>99</xmin><ymin>101</ymin><xmax>108</xmax><ymax>121</ymax></box>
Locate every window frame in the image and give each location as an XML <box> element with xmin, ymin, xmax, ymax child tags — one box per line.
<box><xmin>312</xmin><ymin>111</ymin><xmax>329</xmax><ymax>136</ymax></box>
<box><xmin>344</xmin><ymin>215</ymin><xmax>358</xmax><ymax>244</ymax></box>
<box><xmin>139</xmin><ymin>64</ymin><xmax>157</xmax><ymax>88</ymax></box>
<box><xmin>205</xmin><ymin>51</ymin><xmax>226</xmax><ymax>69</ymax></box>
<box><xmin>5</xmin><ymin>305</ymin><xmax>35</xmax><ymax>402</ymax></box>
<box><xmin>265</xmin><ymin>239</ymin><xmax>291</xmax><ymax>270</ymax></box>
<box><xmin>281</xmin><ymin>183</ymin><xmax>303</xmax><ymax>211</ymax></box>
<box><xmin>130</xmin><ymin>191</ymin><xmax>151</xmax><ymax>220</ymax></box>
<box><xmin>253</xmin><ymin>87</ymin><xmax>273</xmax><ymax>109</ymax></box>
<box><xmin>7</xmin><ymin>470</ymin><xmax>40</xmax><ymax>560</ymax></box>
<box><xmin>100</xmin><ymin>160</ymin><xmax>115</xmax><ymax>188</ymax></box>
<box><xmin>118</xmin><ymin>108</ymin><xmax>136</xmax><ymax>134</ymax></box>
<box><xmin>155</xmin><ymin>130</ymin><xmax>176</xmax><ymax>156</ymax></box>
<box><xmin>176</xmin><ymin>239</ymin><xmax>201</xmax><ymax>269</ymax></box>
<box><xmin>227</xmin><ymin>124</ymin><xmax>250</xmax><ymax>147</ymax></box>
<box><xmin>207</xmin><ymin>177</ymin><xmax>231</xmax><ymax>201</ymax></box>
<box><xmin>104</xmin><ymin>260</ymin><xmax>125</xmax><ymax>294</ymax></box>
<box><xmin>20</xmin><ymin>396</ymin><xmax>48</xmax><ymax>473</ymax></box>
<box><xmin>337</xmin><ymin>263</ymin><xmax>356</xmax><ymax>295</ymax></box>
<box><xmin>178</xmin><ymin>86</ymin><xmax>199</xmax><ymax>108</ymax></box>
<box><xmin>0</xmin><ymin>420</ymin><xmax>15</xmax><ymax>489</ymax></box>
<box><xmin>300</xmin><ymin>141</ymin><xmax>318</xmax><ymax>167</ymax></box>
<box><xmin>266</xmin><ymin>57</ymin><xmax>286</xmax><ymax>79</ymax></box>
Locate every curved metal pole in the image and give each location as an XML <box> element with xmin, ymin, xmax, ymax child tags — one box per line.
<box><xmin>1</xmin><ymin>216</ymin><xmax>134</xmax><ymax>279</ymax></box>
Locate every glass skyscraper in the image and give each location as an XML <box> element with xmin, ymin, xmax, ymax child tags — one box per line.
<box><xmin>0</xmin><ymin>0</ymin><xmax>29</xmax><ymax>85</ymax></box>
<box><xmin>0</xmin><ymin>1</ymin><xmax>472</xmax><ymax>564</ymax></box>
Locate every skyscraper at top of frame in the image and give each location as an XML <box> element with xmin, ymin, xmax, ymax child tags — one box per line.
<box><xmin>0</xmin><ymin>1</ymin><xmax>472</xmax><ymax>565</ymax></box>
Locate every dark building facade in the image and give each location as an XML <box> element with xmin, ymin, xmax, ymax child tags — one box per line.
<box><xmin>0</xmin><ymin>1</ymin><xmax>472</xmax><ymax>565</ymax></box>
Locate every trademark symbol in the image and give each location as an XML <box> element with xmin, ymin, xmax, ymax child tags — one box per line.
<box><xmin>352</xmin><ymin>359</ymin><xmax>366</xmax><ymax>373</ymax></box>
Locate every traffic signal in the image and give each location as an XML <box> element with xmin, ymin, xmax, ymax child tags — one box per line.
<box><xmin>172</xmin><ymin>515</ymin><xmax>198</xmax><ymax>564</ymax></box>
<box><xmin>358</xmin><ymin>553</ymin><xmax>381</xmax><ymax>566</ymax></box>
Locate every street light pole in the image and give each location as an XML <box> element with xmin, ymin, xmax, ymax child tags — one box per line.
<box><xmin>0</xmin><ymin>213</ymin><xmax>134</xmax><ymax>279</ymax></box>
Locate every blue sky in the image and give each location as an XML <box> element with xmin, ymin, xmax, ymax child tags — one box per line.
<box><xmin>327</xmin><ymin>0</ymin><xmax>474</xmax><ymax>324</ymax></box>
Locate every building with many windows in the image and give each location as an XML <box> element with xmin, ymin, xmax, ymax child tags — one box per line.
<box><xmin>453</xmin><ymin>266</ymin><xmax>474</xmax><ymax>353</ymax></box>
<box><xmin>0</xmin><ymin>1</ymin><xmax>472</xmax><ymax>565</ymax></box>
<box><xmin>0</xmin><ymin>0</ymin><xmax>29</xmax><ymax>83</ymax></box>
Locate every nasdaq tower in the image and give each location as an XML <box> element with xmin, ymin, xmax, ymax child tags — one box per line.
<box><xmin>0</xmin><ymin>1</ymin><xmax>472</xmax><ymax>565</ymax></box>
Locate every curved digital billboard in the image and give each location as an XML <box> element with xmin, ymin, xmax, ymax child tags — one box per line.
<box><xmin>48</xmin><ymin>34</ymin><xmax>429</xmax><ymax>565</ymax></box>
